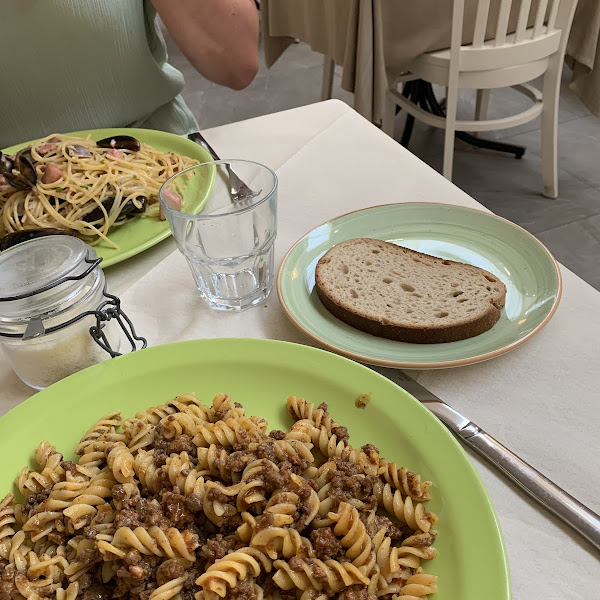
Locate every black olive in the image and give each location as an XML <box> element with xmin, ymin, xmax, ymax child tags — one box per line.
<box><xmin>67</xmin><ymin>144</ymin><xmax>93</xmax><ymax>157</ymax></box>
<box><xmin>15</xmin><ymin>150</ymin><xmax>37</xmax><ymax>185</ymax></box>
<box><xmin>96</xmin><ymin>135</ymin><xmax>141</xmax><ymax>152</ymax></box>
<box><xmin>119</xmin><ymin>196</ymin><xmax>147</xmax><ymax>218</ymax></box>
<box><xmin>2</xmin><ymin>150</ymin><xmax>37</xmax><ymax>191</ymax></box>
<box><xmin>0</xmin><ymin>229</ymin><xmax>72</xmax><ymax>252</ymax></box>
<box><xmin>82</xmin><ymin>196</ymin><xmax>146</xmax><ymax>223</ymax></box>
<box><xmin>81</xmin><ymin>198</ymin><xmax>115</xmax><ymax>223</ymax></box>
<box><xmin>0</xmin><ymin>152</ymin><xmax>14</xmax><ymax>175</ymax></box>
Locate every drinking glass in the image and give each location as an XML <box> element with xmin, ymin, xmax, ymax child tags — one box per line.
<box><xmin>159</xmin><ymin>160</ymin><xmax>278</xmax><ymax>311</ymax></box>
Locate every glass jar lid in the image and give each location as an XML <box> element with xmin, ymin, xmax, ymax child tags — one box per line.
<box><xmin>0</xmin><ymin>236</ymin><xmax>101</xmax><ymax>322</ymax></box>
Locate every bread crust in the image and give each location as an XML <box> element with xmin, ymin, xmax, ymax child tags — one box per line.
<box><xmin>315</xmin><ymin>238</ymin><xmax>506</xmax><ymax>344</ymax></box>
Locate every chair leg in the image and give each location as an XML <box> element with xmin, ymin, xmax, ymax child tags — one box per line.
<box><xmin>475</xmin><ymin>89</ymin><xmax>490</xmax><ymax>138</ymax></box>
<box><xmin>475</xmin><ymin>89</ymin><xmax>490</xmax><ymax>121</ymax></box>
<box><xmin>401</xmin><ymin>114</ymin><xmax>416</xmax><ymax>148</ymax></box>
<box><xmin>400</xmin><ymin>82</ymin><xmax>418</xmax><ymax>148</ymax></box>
<box><xmin>321</xmin><ymin>56</ymin><xmax>335</xmax><ymax>101</ymax></box>
<box><xmin>443</xmin><ymin>84</ymin><xmax>459</xmax><ymax>180</ymax></box>
<box><xmin>541</xmin><ymin>58</ymin><xmax>561</xmax><ymax>199</ymax></box>
<box><xmin>382</xmin><ymin>91</ymin><xmax>397</xmax><ymax>136</ymax></box>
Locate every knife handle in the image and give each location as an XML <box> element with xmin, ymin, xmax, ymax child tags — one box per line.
<box><xmin>460</xmin><ymin>424</ymin><xmax>600</xmax><ymax>551</ymax></box>
<box><xmin>188</xmin><ymin>132</ymin><xmax>220</xmax><ymax>161</ymax></box>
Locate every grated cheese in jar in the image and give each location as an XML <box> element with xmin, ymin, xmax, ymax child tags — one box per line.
<box><xmin>1</xmin><ymin>315</ymin><xmax>120</xmax><ymax>389</ymax></box>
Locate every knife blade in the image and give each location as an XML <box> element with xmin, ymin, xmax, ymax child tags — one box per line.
<box><xmin>374</xmin><ymin>367</ymin><xmax>600</xmax><ymax>551</ymax></box>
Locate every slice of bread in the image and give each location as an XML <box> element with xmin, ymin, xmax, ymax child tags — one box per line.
<box><xmin>315</xmin><ymin>238</ymin><xmax>506</xmax><ymax>344</ymax></box>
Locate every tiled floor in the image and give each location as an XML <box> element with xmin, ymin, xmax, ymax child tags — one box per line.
<box><xmin>165</xmin><ymin>36</ymin><xmax>600</xmax><ymax>290</ymax></box>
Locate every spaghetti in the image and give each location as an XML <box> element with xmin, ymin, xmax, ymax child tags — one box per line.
<box><xmin>0</xmin><ymin>134</ymin><xmax>197</xmax><ymax>248</ymax></box>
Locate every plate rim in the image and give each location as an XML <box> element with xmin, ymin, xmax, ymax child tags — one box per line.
<box><xmin>1</xmin><ymin>127</ymin><xmax>214</xmax><ymax>269</ymax></box>
<box><xmin>0</xmin><ymin>337</ymin><xmax>511</xmax><ymax>600</ymax></box>
<box><xmin>277</xmin><ymin>202</ymin><xmax>562</xmax><ymax>369</ymax></box>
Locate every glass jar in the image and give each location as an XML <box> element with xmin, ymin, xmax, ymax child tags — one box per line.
<box><xmin>0</xmin><ymin>236</ymin><xmax>146</xmax><ymax>390</ymax></box>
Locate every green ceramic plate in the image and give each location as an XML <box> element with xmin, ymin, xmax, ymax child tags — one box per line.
<box><xmin>2</xmin><ymin>128</ymin><xmax>214</xmax><ymax>268</ymax></box>
<box><xmin>0</xmin><ymin>338</ymin><xmax>510</xmax><ymax>600</ymax></box>
<box><xmin>278</xmin><ymin>203</ymin><xmax>561</xmax><ymax>369</ymax></box>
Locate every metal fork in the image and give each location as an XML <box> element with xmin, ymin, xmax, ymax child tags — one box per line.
<box><xmin>187</xmin><ymin>132</ymin><xmax>258</xmax><ymax>203</ymax></box>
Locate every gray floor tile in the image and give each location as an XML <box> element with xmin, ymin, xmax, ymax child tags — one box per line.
<box><xmin>397</xmin><ymin>121</ymin><xmax>600</xmax><ymax>233</ymax></box>
<box><xmin>182</xmin><ymin>65</ymin><xmax>323</xmax><ymax>128</ymax></box>
<box><xmin>466</xmin><ymin>180</ymin><xmax>600</xmax><ymax>234</ymax></box>
<box><xmin>536</xmin><ymin>215</ymin><xmax>600</xmax><ymax>290</ymax></box>
<box><xmin>435</xmin><ymin>66</ymin><xmax>592</xmax><ymax>142</ymax></box>
<box><xmin>166</xmin><ymin>37</ymin><xmax>353</xmax><ymax>129</ymax></box>
<box><xmin>505</xmin><ymin>115</ymin><xmax>600</xmax><ymax>188</ymax></box>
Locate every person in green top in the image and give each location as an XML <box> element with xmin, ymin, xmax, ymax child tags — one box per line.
<box><xmin>0</xmin><ymin>0</ymin><xmax>259</xmax><ymax>148</ymax></box>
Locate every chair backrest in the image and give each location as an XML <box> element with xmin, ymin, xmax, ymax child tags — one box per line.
<box><xmin>450</xmin><ymin>0</ymin><xmax>580</xmax><ymax>72</ymax></box>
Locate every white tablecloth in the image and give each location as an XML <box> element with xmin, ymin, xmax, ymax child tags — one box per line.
<box><xmin>1</xmin><ymin>101</ymin><xmax>599</xmax><ymax>598</ymax></box>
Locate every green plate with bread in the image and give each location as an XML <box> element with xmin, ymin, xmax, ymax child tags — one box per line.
<box><xmin>277</xmin><ymin>203</ymin><xmax>561</xmax><ymax>369</ymax></box>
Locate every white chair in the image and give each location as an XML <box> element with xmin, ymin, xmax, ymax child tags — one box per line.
<box><xmin>382</xmin><ymin>0</ymin><xmax>580</xmax><ymax>198</ymax></box>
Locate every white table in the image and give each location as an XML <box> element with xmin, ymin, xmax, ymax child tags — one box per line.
<box><xmin>1</xmin><ymin>101</ymin><xmax>599</xmax><ymax>599</ymax></box>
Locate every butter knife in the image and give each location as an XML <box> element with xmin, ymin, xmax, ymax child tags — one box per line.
<box><xmin>375</xmin><ymin>367</ymin><xmax>600</xmax><ymax>551</ymax></box>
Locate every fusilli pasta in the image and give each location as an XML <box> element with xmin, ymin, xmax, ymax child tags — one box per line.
<box><xmin>0</xmin><ymin>393</ymin><xmax>439</xmax><ymax>600</ymax></box>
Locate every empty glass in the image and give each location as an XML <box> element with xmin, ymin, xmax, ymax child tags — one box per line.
<box><xmin>159</xmin><ymin>160</ymin><xmax>278</xmax><ymax>311</ymax></box>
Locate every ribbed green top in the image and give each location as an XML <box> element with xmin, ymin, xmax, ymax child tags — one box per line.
<box><xmin>0</xmin><ymin>0</ymin><xmax>198</xmax><ymax>147</ymax></box>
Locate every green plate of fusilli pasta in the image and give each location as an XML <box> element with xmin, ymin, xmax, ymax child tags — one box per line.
<box><xmin>0</xmin><ymin>338</ymin><xmax>510</xmax><ymax>600</ymax></box>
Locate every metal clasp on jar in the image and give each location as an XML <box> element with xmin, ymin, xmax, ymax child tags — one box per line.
<box><xmin>0</xmin><ymin>253</ymin><xmax>147</xmax><ymax>357</ymax></box>
<box><xmin>89</xmin><ymin>290</ymin><xmax>147</xmax><ymax>357</ymax></box>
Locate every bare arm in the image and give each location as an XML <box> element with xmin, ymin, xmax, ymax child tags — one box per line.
<box><xmin>152</xmin><ymin>0</ymin><xmax>259</xmax><ymax>90</ymax></box>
